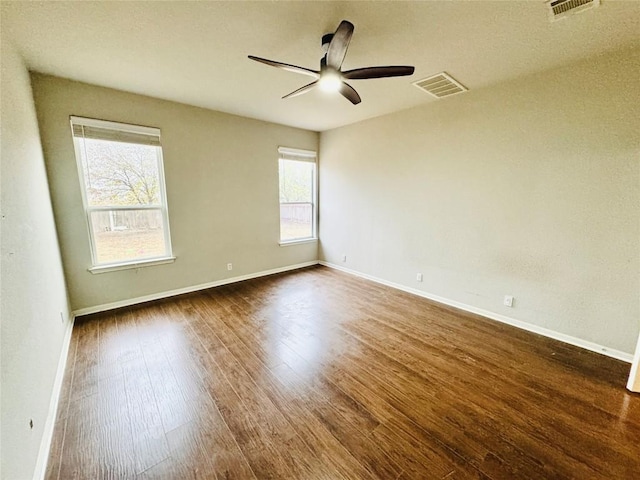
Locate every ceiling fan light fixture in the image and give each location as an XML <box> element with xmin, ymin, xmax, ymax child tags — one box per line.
<box><xmin>248</xmin><ymin>19</ymin><xmax>414</xmax><ymax>105</ymax></box>
<box><xmin>318</xmin><ymin>70</ymin><xmax>342</xmax><ymax>92</ymax></box>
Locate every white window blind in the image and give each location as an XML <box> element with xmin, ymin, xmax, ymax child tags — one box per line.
<box><xmin>278</xmin><ymin>146</ymin><xmax>317</xmax><ymax>163</ymax></box>
<box><xmin>70</xmin><ymin>116</ymin><xmax>161</xmax><ymax>146</ymax></box>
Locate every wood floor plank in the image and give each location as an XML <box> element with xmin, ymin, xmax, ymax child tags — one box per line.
<box><xmin>181</xmin><ymin>296</ymin><xmax>346</xmax><ymax>480</ymax></box>
<box><xmin>155</xmin><ymin>302</ymin><xmax>259</xmax><ymax>480</ymax></box>
<box><xmin>116</xmin><ymin>309</ymin><xmax>170</xmax><ymax>475</ymax></box>
<box><xmin>188</xmin><ymin>296</ymin><xmax>379</xmax><ymax>479</ymax></box>
<box><xmin>274</xmin><ymin>290</ymin><xmax>601</xmax><ymax>478</ymax></box>
<box><xmin>46</xmin><ymin>266</ymin><xmax>640</xmax><ymax>480</ymax></box>
<box><xmin>151</xmin><ymin>313</ymin><xmax>255</xmax><ymax>479</ymax></box>
<box><xmin>212</xmin><ymin>272</ymin><xmax>636</xmax><ymax>478</ymax></box>
<box><xmin>199</xmin><ymin>291</ymin><xmax>409</xmax><ymax>479</ymax></box>
<box><xmin>220</xmin><ymin>276</ymin><xmax>540</xmax><ymax>478</ymax></box>
<box><xmin>169</xmin><ymin>301</ymin><xmax>303</xmax><ymax>479</ymax></box>
<box><xmin>334</xmin><ymin>287</ymin><xmax>640</xmax><ymax>476</ymax></box>
<box><xmin>340</xmin><ymin>314</ymin><xmax>620</xmax><ymax>477</ymax></box>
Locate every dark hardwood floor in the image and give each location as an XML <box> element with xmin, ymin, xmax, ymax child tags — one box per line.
<box><xmin>46</xmin><ymin>265</ymin><xmax>639</xmax><ymax>479</ymax></box>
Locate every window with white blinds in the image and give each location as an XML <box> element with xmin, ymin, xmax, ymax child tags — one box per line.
<box><xmin>70</xmin><ymin>116</ymin><xmax>174</xmax><ymax>271</ymax></box>
<box><xmin>278</xmin><ymin>147</ymin><xmax>317</xmax><ymax>244</ymax></box>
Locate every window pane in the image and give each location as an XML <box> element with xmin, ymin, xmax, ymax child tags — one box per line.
<box><xmin>90</xmin><ymin>209</ymin><xmax>167</xmax><ymax>264</ymax></box>
<box><xmin>279</xmin><ymin>160</ymin><xmax>313</xmax><ymax>203</ymax></box>
<box><xmin>79</xmin><ymin>138</ymin><xmax>161</xmax><ymax>207</ymax></box>
<box><xmin>280</xmin><ymin>203</ymin><xmax>313</xmax><ymax>241</ymax></box>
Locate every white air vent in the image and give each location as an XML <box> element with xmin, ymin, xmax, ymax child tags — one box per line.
<box><xmin>412</xmin><ymin>72</ymin><xmax>467</xmax><ymax>99</ymax></box>
<box><xmin>546</xmin><ymin>0</ymin><xmax>600</xmax><ymax>21</ymax></box>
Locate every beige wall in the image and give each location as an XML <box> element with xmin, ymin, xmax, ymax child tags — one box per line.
<box><xmin>1</xmin><ymin>40</ymin><xmax>72</xmax><ymax>479</ymax></box>
<box><xmin>31</xmin><ymin>75</ymin><xmax>319</xmax><ymax>311</ymax></box>
<box><xmin>319</xmin><ymin>47</ymin><xmax>640</xmax><ymax>354</ymax></box>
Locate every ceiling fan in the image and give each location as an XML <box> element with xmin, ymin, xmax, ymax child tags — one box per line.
<box><xmin>248</xmin><ymin>20</ymin><xmax>415</xmax><ymax>105</ymax></box>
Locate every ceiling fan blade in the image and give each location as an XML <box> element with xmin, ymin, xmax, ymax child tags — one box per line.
<box><xmin>248</xmin><ymin>55</ymin><xmax>320</xmax><ymax>78</ymax></box>
<box><xmin>282</xmin><ymin>81</ymin><xmax>318</xmax><ymax>99</ymax></box>
<box><xmin>326</xmin><ymin>20</ymin><xmax>354</xmax><ymax>70</ymax></box>
<box><xmin>339</xmin><ymin>82</ymin><xmax>361</xmax><ymax>105</ymax></box>
<box><xmin>342</xmin><ymin>65</ymin><xmax>415</xmax><ymax>80</ymax></box>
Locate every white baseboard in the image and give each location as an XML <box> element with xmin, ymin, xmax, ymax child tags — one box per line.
<box><xmin>73</xmin><ymin>261</ymin><xmax>320</xmax><ymax>317</ymax></box>
<box><xmin>33</xmin><ymin>312</ymin><xmax>76</xmax><ymax>480</ymax></box>
<box><xmin>627</xmin><ymin>334</ymin><xmax>640</xmax><ymax>392</ymax></box>
<box><xmin>319</xmin><ymin>261</ymin><xmax>634</xmax><ymax>363</ymax></box>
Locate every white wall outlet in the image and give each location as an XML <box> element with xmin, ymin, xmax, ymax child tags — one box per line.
<box><xmin>416</xmin><ymin>273</ymin><xmax>423</xmax><ymax>282</ymax></box>
<box><xmin>504</xmin><ymin>295</ymin><xmax>514</xmax><ymax>307</ymax></box>
<box><xmin>227</xmin><ymin>263</ymin><xmax>233</xmax><ymax>271</ymax></box>
<box><xmin>342</xmin><ymin>254</ymin><xmax>347</xmax><ymax>262</ymax></box>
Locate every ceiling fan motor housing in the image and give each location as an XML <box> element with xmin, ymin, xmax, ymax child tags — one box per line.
<box><xmin>322</xmin><ymin>33</ymin><xmax>334</xmax><ymax>51</ymax></box>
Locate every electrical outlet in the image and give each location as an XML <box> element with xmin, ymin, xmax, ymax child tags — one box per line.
<box><xmin>416</xmin><ymin>273</ymin><xmax>423</xmax><ymax>282</ymax></box>
<box><xmin>342</xmin><ymin>254</ymin><xmax>347</xmax><ymax>262</ymax></box>
<box><xmin>504</xmin><ymin>295</ymin><xmax>514</xmax><ymax>307</ymax></box>
<box><xmin>227</xmin><ymin>263</ymin><xmax>233</xmax><ymax>271</ymax></box>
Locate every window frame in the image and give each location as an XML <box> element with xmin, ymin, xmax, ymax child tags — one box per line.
<box><xmin>277</xmin><ymin>146</ymin><xmax>318</xmax><ymax>246</ymax></box>
<box><xmin>70</xmin><ymin>116</ymin><xmax>175</xmax><ymax>273</ymax></box>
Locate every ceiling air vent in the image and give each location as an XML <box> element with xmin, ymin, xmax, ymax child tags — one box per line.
<box><xmin>546</xmin><ymin>0</ymin><xmax>600</xmax><ymax>21</ymax></box>
<box><xmin>412</xmin><ymin>72</ymin><xmax>467</xmax><ymax>99</ymax></box>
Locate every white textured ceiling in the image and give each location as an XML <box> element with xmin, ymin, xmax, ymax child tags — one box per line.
<box><xmin>2</xmin><ymin>1</ymin><xmax>639</xmax><ymax>131</ymax></box>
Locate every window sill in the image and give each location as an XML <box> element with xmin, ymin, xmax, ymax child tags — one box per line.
<box><xmin>279</xmin><ymin>238</ymin><xmax>318</xmax><ymax>247</ymax></box>
<box><xmin>89</xmin><ymin>256</ymin><xmax>176</xmax><ymax>274</ymax></box>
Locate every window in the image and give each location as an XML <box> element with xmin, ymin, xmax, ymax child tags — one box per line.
<box><xmin>278</xmin><ymin>147</ymin><xmax>317</xmax><ymax>244</ymax></box>
<box><xmin>70</xmin><ymin>116</ymin><xmax>174</xmax><ymax>272</ymax></box>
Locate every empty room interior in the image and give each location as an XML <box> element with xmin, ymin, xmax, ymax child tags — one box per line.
<box><xmin>2</xmin><ymin>1</ymin><xmax>640</xmax><ymax>479</ymax></box>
